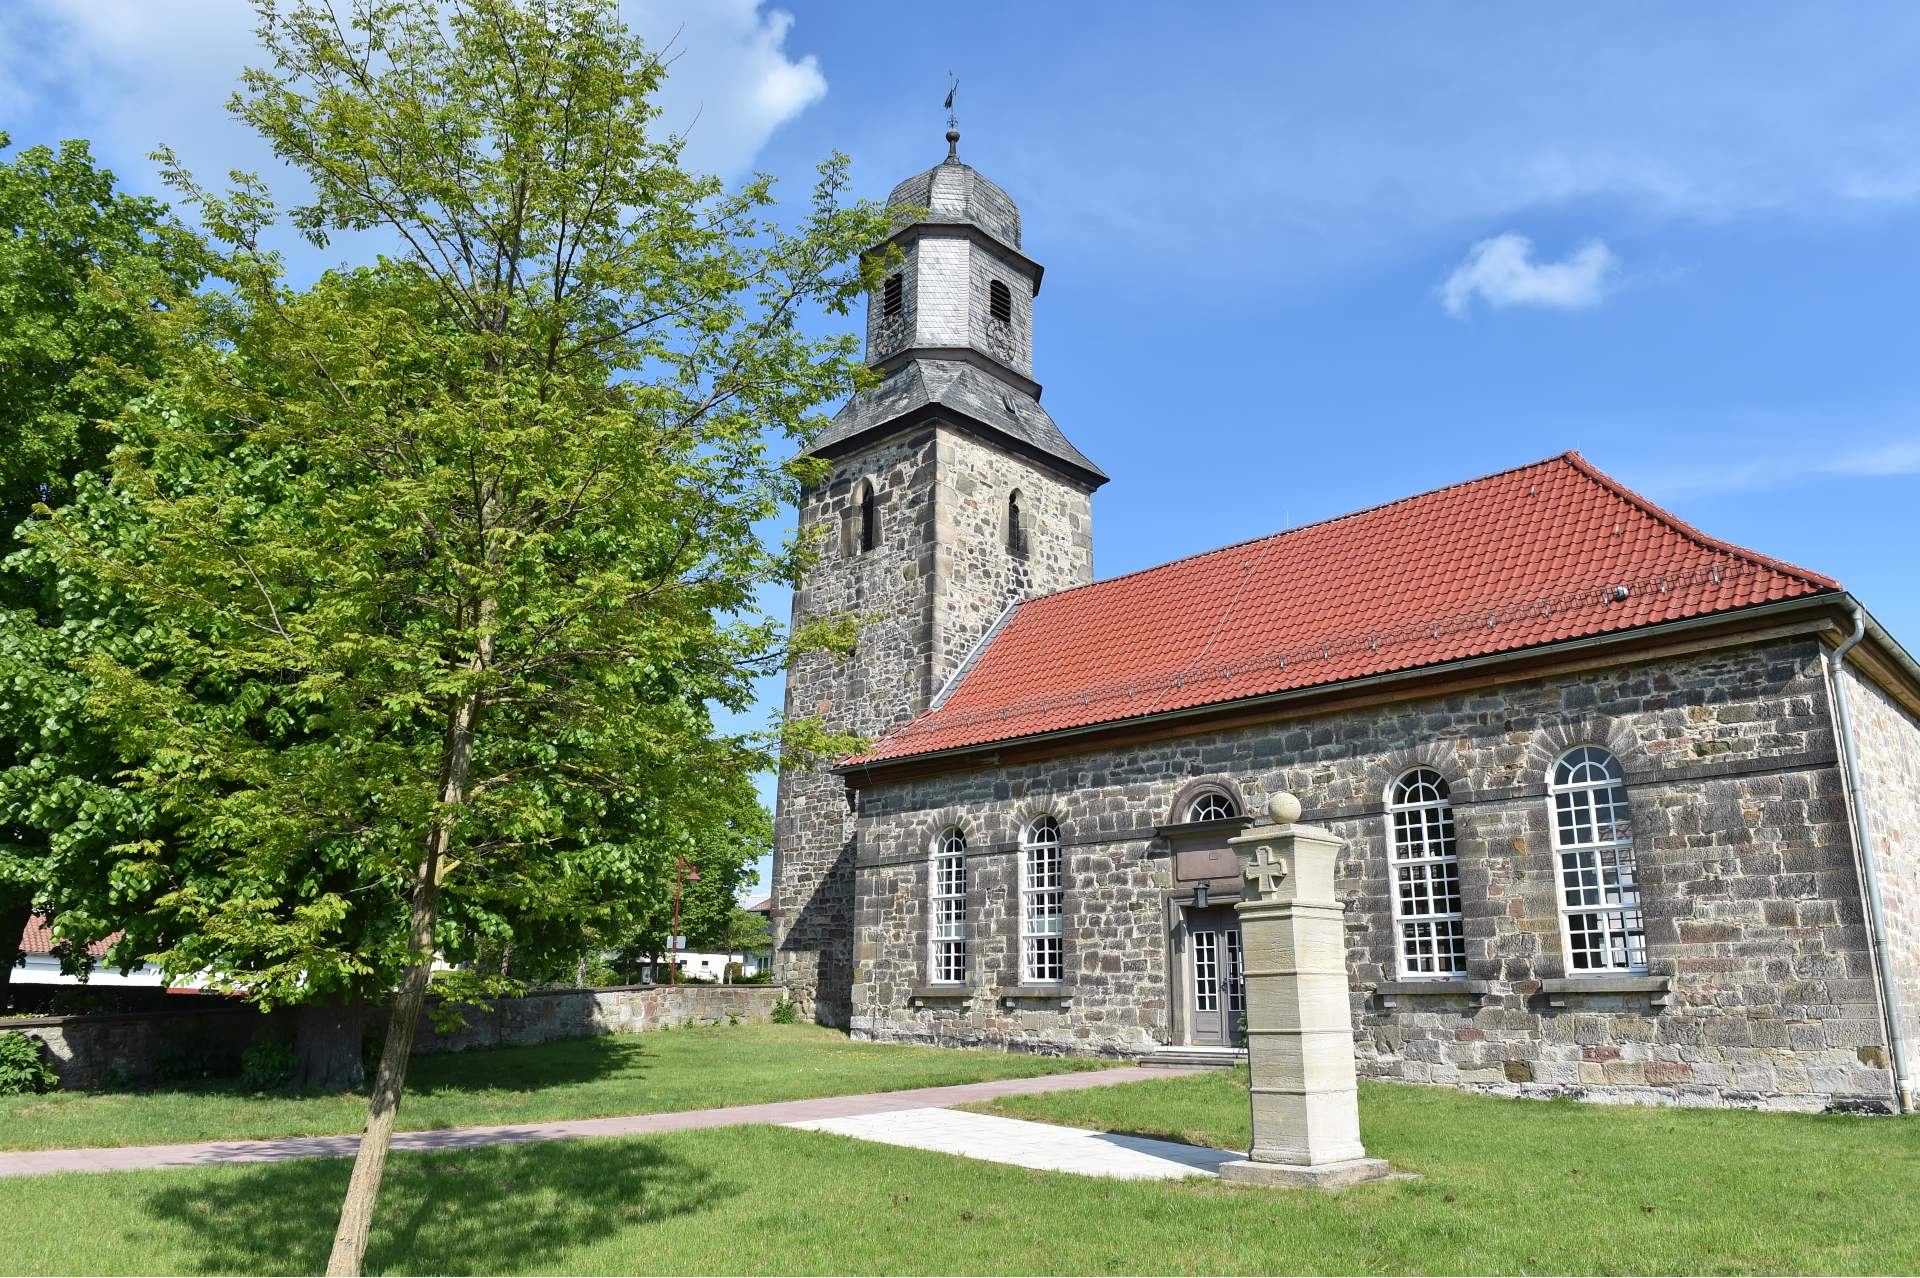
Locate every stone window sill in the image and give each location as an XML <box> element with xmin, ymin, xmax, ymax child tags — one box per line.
<box><xmin>907</xmin><ymin>986</ymin><xmax>973</xmax><ymax>1005</ymax></box>
<box><xmin>998</xmin><ymin>985</ymin><xmax>1071</xmax><ymax>1006</ymax></box>
<box><xmin>1375</xmin><ymin>979</ymin><xmax>1490</xmax><ymax>1009</ymax></box>
<box><xmin>1539</xmin><ymin>975</ymin><xmax>1672</xmax><ymax>1008</ymax></box>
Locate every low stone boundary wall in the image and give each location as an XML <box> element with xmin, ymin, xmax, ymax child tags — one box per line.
<box><xmin>4</xmin><ymin>983</ymin><xmax>787</xmax><ymax>1089</ymax></box>
<box><xmin>413</xmin><ymin>984</ymin><xmax>784</xmax><ymax>1054</ymax></box>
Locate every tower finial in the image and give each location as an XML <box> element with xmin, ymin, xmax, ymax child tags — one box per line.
<box><xmin>944</xmin><ymin>74</ymin><xmax>960</xmax><ymax>161</ymax></box>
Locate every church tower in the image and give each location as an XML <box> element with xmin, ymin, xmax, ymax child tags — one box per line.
<box><xmin>771</xmin><ymin>126</ymin><xmax>1107</xmax><ymax>1024</ymax></box>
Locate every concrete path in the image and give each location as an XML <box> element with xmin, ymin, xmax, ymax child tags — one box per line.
<box><xmin>788</xmin><ymin>1106</ymin><xmax>1238</xmax><ymax>1180</ymax></box>
<box><xmin>0</xmin><ymin>1065</ymin><xmax>1194</xmax><ymax>1178</ymax></box>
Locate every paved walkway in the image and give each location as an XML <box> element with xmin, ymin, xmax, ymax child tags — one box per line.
<box><xmin>789</xmin><ymin>1106</ymin><xmax>1238</xmax><ymax>1180</ymax></box>
<box><xmin>0</xmin><ymin>1065</ymin><xmax>1196</xmax><ymax>1178</ymax></box>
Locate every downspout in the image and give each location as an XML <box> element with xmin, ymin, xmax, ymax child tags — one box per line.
<box><xmin>1826</xmin><ymin>602</ymin><xmax>1915</xmax><ymax>1113</ymax></box>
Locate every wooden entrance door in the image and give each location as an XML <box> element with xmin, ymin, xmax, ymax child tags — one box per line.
<box><xmin>1185</xmin><ymin>906</ymin><xmax>1246</xmax><ymax>1046</ymax></box>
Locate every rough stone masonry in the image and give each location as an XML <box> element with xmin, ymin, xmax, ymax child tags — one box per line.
<box><xmin>773</xmin><ymin>130</ymin><xmax>1920</xmax><ymax>1113</ymax></box>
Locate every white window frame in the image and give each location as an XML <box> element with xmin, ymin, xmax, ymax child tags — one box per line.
<box><xmin>1020</xmin><ymin>816</ymin><xmax>1065</xmax><ymax>985</ymax></box>
<box><xmin>1548</xmin><ymin>746</ymin><xmax>1648</xmax><ymax>975</ymax></box>
<box><xmin>1385</xmin><ymin>768</ymin><xmax>1467</xmax><ymax>979</ymax></box>
<box><xmin>1185</xmin><ymin>789</ymin><xmax>1239</xmax><ymax>823</ymax></box>
<box><xmin>930</xmin><ymin>827</ymin><xmax>968</xmax><ymax>984</ymax></box>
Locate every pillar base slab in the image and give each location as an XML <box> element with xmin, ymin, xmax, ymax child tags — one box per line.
<box><xmin>1218</xmin><ymin>1156</ymin><xmax>1398</xmax><ymax>1191</ymax></box>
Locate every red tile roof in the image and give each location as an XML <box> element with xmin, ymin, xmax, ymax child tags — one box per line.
<box><xmin>850</xmin><ymin>452</ymin><xmax>1837</xmax><ymax>765</ymax></box>
<box><xmin>17</xmin><ymin>916</ymin><xmax>116</xmax><ymax>958</ymax></box>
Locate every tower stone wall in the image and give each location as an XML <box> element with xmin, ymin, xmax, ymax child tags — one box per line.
<box><xmin>772</xmin><ymin>422</ymin><xmax>1096</xmax><ymax>1024</ymax></box>
<box><xmin>772</xmin><ymin>143</ymin><xmax>1104</xmax><ymax>1024</ymax></box>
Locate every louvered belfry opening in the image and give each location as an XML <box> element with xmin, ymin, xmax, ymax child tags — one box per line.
<box><xmin>883</xmin><ymin>272</ymin><xmax>903</xmax><ymax>317</ymax></box>
<box><xmin>988</xmin><ymin>277</ymin><xmax>1012</xmax><ymax>324</ymax></box>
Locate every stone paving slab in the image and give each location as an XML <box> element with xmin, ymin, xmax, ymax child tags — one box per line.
<box><xmin>0</xmin><ymin>1065</ymin><xmax>1194</xmax><ymax>1178</ymax></box>
<box><xmin>787</xmin><ymin>1106</ymin><xmax>1240</xmax><ymax>1180</ymax></box>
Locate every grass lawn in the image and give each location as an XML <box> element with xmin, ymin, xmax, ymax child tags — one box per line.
<box><xmin>1</xmin><ymin>1070</ymin><xmax>1913</xmax><ymax>1275</ymax></box>
<box><xmin>0</xmin><ymin>1066</ymin><xmax>1912</xmax><ymax>1266</ymax></box>
<box><xmin>0</xmin><ymin>1023</ymin><xmax>1108</xmax><ymax>1151</ymax></box>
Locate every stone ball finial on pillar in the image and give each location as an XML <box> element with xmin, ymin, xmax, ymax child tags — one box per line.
<box><xmin>1267</xmin><ymin>790</ymin><xmax>1302</xmax><ymax>825</ymax></box>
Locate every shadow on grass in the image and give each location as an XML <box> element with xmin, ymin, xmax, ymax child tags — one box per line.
<box><xmin>403</xmin><ymin>1035</ymin><xmax>659</xmax><ymax>1096</ymax></box>
<box><xmin>139</xmin><ymin>1138</ymin><xmax>728</xmax><ymax>1275</ymax></box>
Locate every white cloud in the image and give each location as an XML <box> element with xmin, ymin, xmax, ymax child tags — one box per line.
<box><xmin>1440</xmin><ymin>233</ymin><xmax>1619</xmax><ymax>318</ymax></box>
<box><xmin>0</xmin><ymin>0</ymin><xmax>825</xmax><ymax>199</ymax></box>
<box><xmin>621</xmin><ymin>1</ymin><xmax>825</xmax><ymax>176</ymax></box>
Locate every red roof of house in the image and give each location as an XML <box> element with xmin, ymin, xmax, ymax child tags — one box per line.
<box><xmin>17</xmin><ymin>916</ymin><xmax>116</xmax><ymax>959</ymax></box>
<box><xmin>850</xmin><ymin>452</ymin><xmax>1837</xmax><ymax>766</ymax></box>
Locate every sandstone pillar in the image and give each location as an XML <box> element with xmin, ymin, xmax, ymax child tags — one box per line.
<box><xmin>1218</xmin><ymin>791</ymin><xmax>1394</xmax><ymax>1190</ymax></box>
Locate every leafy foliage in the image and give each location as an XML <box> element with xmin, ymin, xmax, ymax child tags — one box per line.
<box><xmin>0</xmin><ymin>134</ymin><xmax>205</xmax><ymax>993</ymax></box>
<box><xmin>25</xmin><ymin>0</ymin><xmax>883</xmax><ymax>1015</ymax></box>
<box><xmin>24</xmin><ymin>0</ymin><xmax>885</xmax><ymax>1262</ymax></box>
<box><xmin>0</xmin><ymin>1030</ymin><xmax>58</xmax><ymax>1095</ymax></box>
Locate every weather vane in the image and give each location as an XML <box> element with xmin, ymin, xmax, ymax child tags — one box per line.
<box><xmin>944</xmin><ymin>73</ymin><xmax>960</xmax><ymax>159</ymax></box>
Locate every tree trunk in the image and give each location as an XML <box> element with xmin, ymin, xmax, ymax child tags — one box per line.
<box><xmin>326</xmin><ymin>634</ymin><xmax>489</xmax><ymax>1275</ymax></box>
<box><xmin>293</xmin><ymin>998</ymin><xmax>367</xmax><ymax>1092</ymax></box>
<box><xmin>0</xmin><ymin>887</ymin><xmax>32</xmax><ymax>1013</ymax></box>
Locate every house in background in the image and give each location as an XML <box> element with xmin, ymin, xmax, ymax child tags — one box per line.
<box><xmin>638</xmin><ymin>897</ymin><xmax>777</xmax><ymax>984</ymax></box>
<box><xmin>12</xmin><ymin>916</ymin><xmax>208</xmax><ymax>992</ymax></box>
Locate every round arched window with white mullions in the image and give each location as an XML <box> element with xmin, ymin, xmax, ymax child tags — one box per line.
<box><xmin>929</xmin><ymin>827</ymin><xmax>968</xmax><ymax>984</ymax></box>
<box><xmin>1385</xmin><ymin>768</ymin><xmax>1465</xmax><ymax>978</ymax></box>
<box><xmin>1548</xmin><ymin>746</ymin><xmax>1645</xmax><ymax>974</ymax></box>
<box><xmin>1186</xmin><ymin>790</ymin><xmax>1240</xmax><ymax>823</ymax></box>
<box><xmin>1020</xmin><ymin>816</ymin><xmax>1064</xmax><ymax>984</ymax></box>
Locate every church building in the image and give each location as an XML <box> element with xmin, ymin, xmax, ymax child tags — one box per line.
<box><xmin>771</xmin><ymin>131</ymin><xmax>1920</xmax><ymax>1114</ymax></box>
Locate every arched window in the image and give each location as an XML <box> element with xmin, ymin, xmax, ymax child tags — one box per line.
<box><xmin>1549</xmin><ymin>746</ymin><xmax>1646</xmax><ymax>973</ymax></box>
<box><xmin>1006</xmin><ymin>490</ymin><xmax>1027</xmax><ymax>556</ymax></box>
<box><xmin>988</xmin><ymin>278</ymin><xmax>1012</xmax><ymax>324</ymax></box>
<box><xmin>852</xmin><ymin>480</ymin><xmax>877</xmax><ymax>555</ymax></box>
<box><xmin>1386</xmin><ymin>769</ymin><xmax>1466</xmax><ymax>978</ymax></box>
<box><xmin>1021</xmin><ymin>817</ymin><xmax>1064</xmax><ymax>984</ymax></box>
<box><xmin>930</xmin><ymin>827</ymin><xmax>968</xmax><ymax>984</ymax></box>
<box><xmin>883</xmin><ymin>272</ymin><xmax>903</xmax><ymax>317</ymax></box>
<box><xmin>1186</xmin><ymin>789</ymin><xmax>1239</xmax><ymax>823</ymax></box>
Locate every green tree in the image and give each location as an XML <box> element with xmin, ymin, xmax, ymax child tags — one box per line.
<box><xmin>0</xmin><ymin>134</ymin><xmax>204</xmax><ymax>1005</ymax></box>
<box><xmin>28</xmin><ymin>1</ymin><xmax>882</xmax><ymax>1269</ymax></box>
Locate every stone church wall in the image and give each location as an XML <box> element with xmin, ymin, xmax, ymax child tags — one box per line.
<box><xmin>849</xmin><ymin>636</ymin><xmax>1901</xmax><ymax>1111</ymax></box>
<box><xmin>775</xmin><ymin>430</ymin><xmax>940</xmax><ymax>1025</ymax></box>
<box><xmin>1844</xmin><ymin>664</ymin><xmax>1920</xmax><ymax>1089</ymax></box>
<box><xmin>773</xmin><ymin>425</ymin><xmax>1097</xmax><ymax>1025</ymax></box>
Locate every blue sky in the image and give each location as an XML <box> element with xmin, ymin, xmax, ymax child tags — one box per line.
<box><xmin>7</xmin><ymin>3</ymin><xmax>1918</xmax><ymax>897</ymax></box>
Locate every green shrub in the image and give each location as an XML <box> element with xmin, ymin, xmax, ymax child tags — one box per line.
<box><xmin>0</xmin><ymin>1031</ymin><xmax>60</xmax><ymax>1095</ymax></box>
<box><xmin>239</xmin><ymin>1034</ymin><xmax>298</xmax><ymax>1091</ymax></box>
<box><xmin>770</xmin><ymin>997</ymin><xmax>799</xmax><ymax>1025</ymax></box>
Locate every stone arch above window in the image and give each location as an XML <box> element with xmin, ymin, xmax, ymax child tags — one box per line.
<box><xmin>1361</xmin><ymin>744</ymin><xmax>1468</xmax><ymax>807</ymax></box>
<box><xmin>1528</xmin><ymin>717</ymin><xmax>1648</xmax><ymax>780</ymax></box>
<box><xmin>1167</xmin><ymin>777</ymin><xmax>1247</xmax><ymax>826</ymax></box>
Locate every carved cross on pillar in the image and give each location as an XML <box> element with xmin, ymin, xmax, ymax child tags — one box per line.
<box><xmin>1242</xmin><ymin>845</ymin><xmax>1289</xmax><ymax>898</ymax></box>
